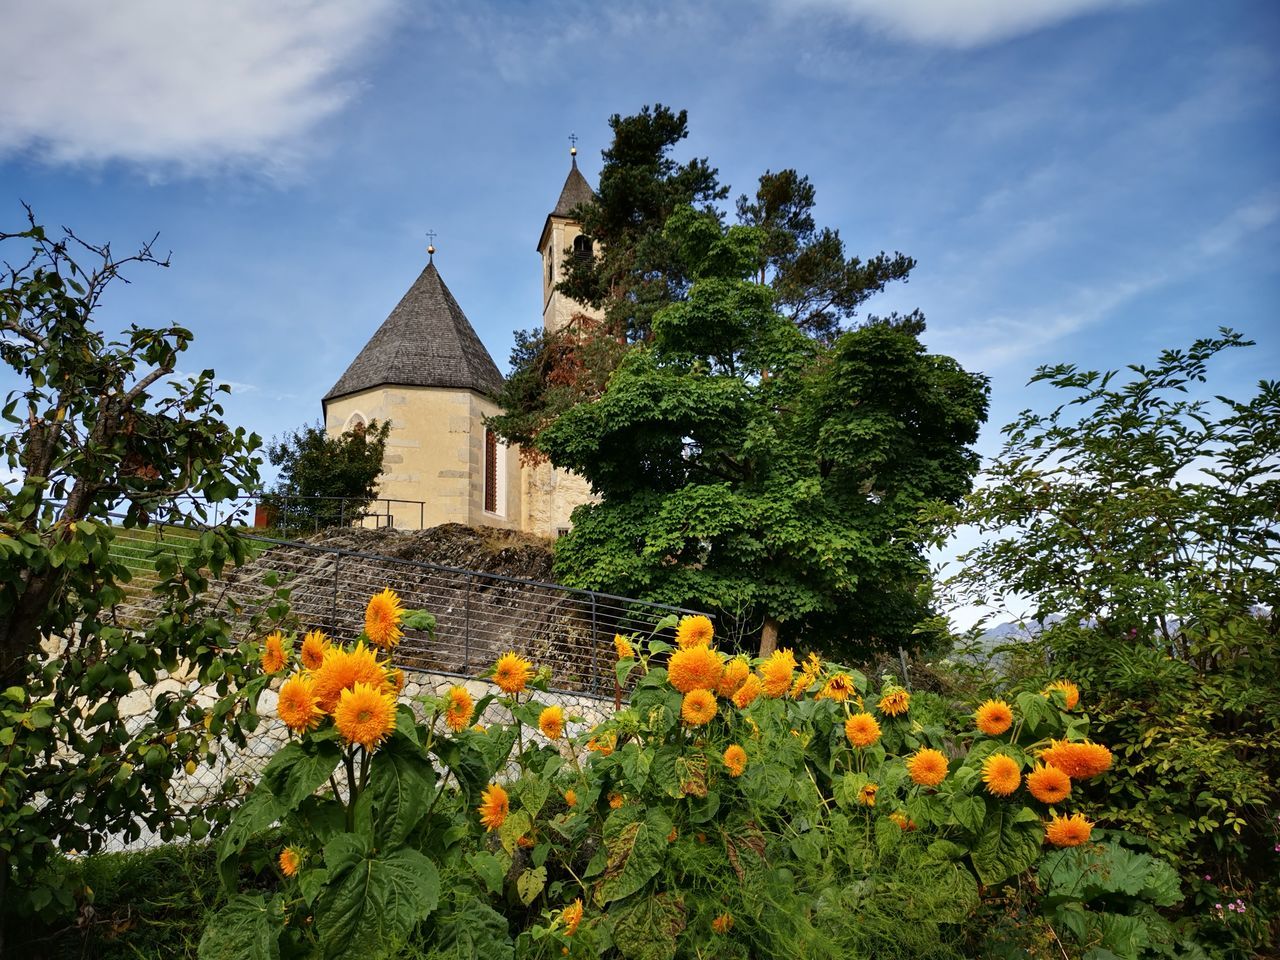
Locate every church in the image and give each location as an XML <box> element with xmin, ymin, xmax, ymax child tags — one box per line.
<box><xmin>321</xmin><ymin>149</ymin><xmax>598</xmax><ymax>538</ymax></box>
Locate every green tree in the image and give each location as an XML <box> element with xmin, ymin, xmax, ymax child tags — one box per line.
<box><xmin>0</xmin><ymin>211</ymin><xmax>286</xmax><ymax>940</ymax></box>
<box><xmin>541</xmin><ymin>206</ymin><xmax>989</xmax><ymax>657</ymax></box>
<box><xmin>262</xmin><ymin>418</ymin><xmax>391</xmax><ymax>532</ymax></box>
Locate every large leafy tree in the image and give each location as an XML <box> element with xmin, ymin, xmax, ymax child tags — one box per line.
<box><xmin>263</xmin><ymin>418</ymin><xmax>391</xmax><ymax>531</ymax></box>
<box><xmin>540</xmin><ymin>206</ymin><xmax>989</xmax><ymax>657</ymax></box>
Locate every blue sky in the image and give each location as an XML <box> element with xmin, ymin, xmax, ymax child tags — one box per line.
<box><xmin>2</xmin><ymin>0</ymin><xmax>1276</xmax><ymax>617</ymax></box>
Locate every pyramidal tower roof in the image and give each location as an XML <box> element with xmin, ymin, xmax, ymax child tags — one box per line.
<box><xmin>537</xmin><ymin>151</ymin><xmax>595</xmax><ymax>250</ymax></box>
<box><xmin>323</xmin><ymin>259</ymin><xmax>503</xmax><ymax>404</ymax></box>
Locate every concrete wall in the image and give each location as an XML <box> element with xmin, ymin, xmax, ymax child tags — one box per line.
<box><xmin>521</xmin><ymin>460</ymin><xmax>598</xmax><ymax>539</ymax></box>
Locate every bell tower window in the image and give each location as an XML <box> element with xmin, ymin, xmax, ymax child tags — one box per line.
<box><xmin>573</xmin><ymin>234</ymin><xmax>592</xmax><ymax>264</ymax></box>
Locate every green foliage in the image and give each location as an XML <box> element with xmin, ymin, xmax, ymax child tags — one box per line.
<box><xmin>262</xmin><ymin>418</ymin><xmax>391</xmax><ymax>532</ymax></box>
<box><xmin>0</xmin><ymin>210</ymin><xmax>287</xmax><ymax>941</ymax></box>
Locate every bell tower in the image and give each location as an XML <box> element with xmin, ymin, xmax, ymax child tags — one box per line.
<box><xmin>536</xmin><ymin>142</ymin><xmax>602</xmax><ymax>335</ymax></box>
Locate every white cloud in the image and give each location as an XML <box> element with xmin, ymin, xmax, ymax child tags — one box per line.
<box><xmin>770</xmin><ymin>0</ymin><xmax>1148</xmax><ymax>47</ymax></box>
<box><xmin>0</xmin><ymin>0</ymin><xmax>399</xmax><ymax>174</ymax></box>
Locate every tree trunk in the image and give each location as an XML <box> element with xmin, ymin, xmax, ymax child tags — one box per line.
<box><xmin>758</xmin><ymin>616</ymin><xmax>781</xmax><ymax>658</ymax></box>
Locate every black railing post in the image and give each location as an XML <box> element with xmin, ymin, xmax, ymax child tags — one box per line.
<box><xmin>332</xmin><ymin>552</ymin><xmax>340</xmax><ymax>632</ymax></box>
<box><xmin>590</xmin><ymin>592</ymin><xmax>599</xmax><ymax>694</ymax></box>
<box><xmin>464</xmin><ymin>573</ymin><xmax>472</xmax><ymax>672</ymax></box>
<box><xmin>419</xmin><ymin>501</ymin><xmax>424</xmax><ymax>530</ymax></box>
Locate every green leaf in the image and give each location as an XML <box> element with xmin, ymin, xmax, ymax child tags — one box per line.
<box><xmin>197</xmin><ymin>894</ymin><xmax>281</xmax><ymax>960</ymax></box>
<box><xmin>610</xmin><ymin>892</ymin><xmax>687</xmax><ymax>960</ymax></box>
<box><xmin>970</xmin><ymin>803</ymin><xmax>1042</xmax><ymax>886</ymax></box>
<box><xmin>952</xmin><ymin>795</ymin><xmax>986</xmax><ymax>835</ymax></box>
<box><xmin>317</xmin><ymin>834</ymin><xmax>441</xmax><ymax>959</ymax></box>
<box><xmin>216</xmin><ymin>788</ymin><xmax>283</xmax><ymax>889</ymax></box>
<box><xmin>516</xmin><ymin>866</ymin><xmax>547</xmax><ymax>905</ymax></box>
<box><xmin>261</xmin><ymin>737</ymin><xmax>342</xmax><ymax>813</ymax></box>
<box><xmin>598</xmin><ymin>806</ymin><xmax>671</xmax><ymax>904</ymax></box>
<box><xmin>364</xmin><ymin>735</ymin><xmax>437</xmax><ymax>844</ymax></box>
<box><xmin>467</xmin><ymin>851</ymin><xmax>509</xmax><ymax>896</ymax></box>
<box><xmin>430</xmin><ymin>899</ymin><xmax>514</xmax><ymax>960</ymax></box>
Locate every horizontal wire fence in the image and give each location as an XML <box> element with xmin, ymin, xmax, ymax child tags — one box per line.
<box><xmin>100</xmin><ymin>523</ymin><xmax>709</xmax><ymax>850</ymax></box>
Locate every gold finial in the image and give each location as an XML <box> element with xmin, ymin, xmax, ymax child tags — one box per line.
<box><xmin>569</xmin><ymin>132</ymin><xmax>578</xmax><ymax>158</ymax></box>
<box><xmin>426</xmin><ymin>229</ymin><xmax>437</xmax><ymax>261</ymax></box>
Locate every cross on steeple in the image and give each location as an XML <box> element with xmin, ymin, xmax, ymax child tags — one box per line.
<box><xmin>568</xmin><ymin>132</ymin><xmax>578</xmax><ymax>164</ymax></box>
<box><xmin>425</xmin><ymin>229</ymin><xmax>437</xmax><ymax>262</ymax></box>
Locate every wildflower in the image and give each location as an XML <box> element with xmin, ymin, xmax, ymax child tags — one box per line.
<box><xmin>564</xmin><ymin>789</ymin><xmax>577</xmax><ymax>808</ymax></box>
<box><xmin>975</xmin><ymin>699</ymin><xmax>1014</xmax><ymax>735</ymax></box>
<box><xmin>586</xmin><ymin>731</ymin><xmax>616</xmax><ymax>756</ymax></box>
<box><xmin>1043</xmin><ymin>679</ymin><xmax>1080</xmax><ymax>710</ymax></box>
<box><xmin>493</xmin><ymin>651</ymin><xmax>534</xmax><ymax>694</ymax></box>
<box><xmin>1040</xmin><ymin>740</ymin><xmax>1112</xmax><ymax>780</ymax></box>
<box><xmin>844</xmin><ymin>712</ymin><xmax>881</xmax><ymax>748</ymax></box>
<box><xmin>614</xmin><ymin>633</ymin><xmax>635</xmax><ymax>659</ymax></box>
<box><xmin>889</xmin><ymin>810</ymin><xmax>917</xmax><ymax>831</ymax></box>
<box><xmin>539</xmin><ymin>705</ymin><xmax>565</xmax><ymax>741</ymax></box>
<box><xmin>817</xmin><ymin>672</ymin><xmax>855</xmax><ymax>702</ymax></box>
<box><xmin>1045</xmin><ymin>812</ymin><xmax>1093</xmax><ymax>847</ymax></box>
<box><xmin>562</xmin><ymin>899</ymin><xmax>584</xmax><ymax>936</ymax></box>
<box><xmin>723</xmin><ymin>744</ymin><xmax>748</xmax><ymax>777</ymax></box>
<box><xmin>444</xmin><ymin>686</ymin><xmax>474</xmax><ymax>732</ymax></box>
<box><xmin>858</xmin><ymin>782</ymin><xmax>878</xmax><ymax>806</ymax></box>
<box><xmin>711</xmin><ymin>912</ymin><xmax>734</xmax><ymax>934</ymax></box>
<box><xmin>478</xmin><ymin>784</ymin><xmax>509</xmax><ymax>831</ymax></box>
<box><xmin>682</xmin><ymin>688</ymin><xmax>718</xmax><ymax>727</ymax></box>
<box><xmin>333</xmin><ymin>682</ymin><xmax>397</xmax><ymax>751</ymax></box>
<box><xmin>759</xmin><ymin>649</ymin><xmax>797</xmax><ymax>698</ymax></box>
<box><xmin>299</xmin><ymin>629</ymin><xmax>330</xmax><ymax>671</ymax></box>
<box><xmin>981</xmin><ymin>753</ymin><xmax>1022</xmax><ymax>796</ymax></box>
<box><xmin>261</xmin><ymin>631</ymin><xmax>288</xmax><ymax>674</ymax></box>
<box><xmin>790</xmin><ymin>653</ymin><xmax>823</xmax><ymax>699</ymax></box>
<box><xmin>906</xmin><ymin>747</ymin><xmax>948</xmax><ymax>787</ymax></box>
<box><xmin>608</xmin><ymin>792</ymin><xmax>624</xmax><ymax>809</ymax></box>
<box><xmin>878</xmin><ymin>687</ymin><xmax>910</xmax><ymax>716</ymax></box>
<box><xmin>676</xmin><ymin>614</ymin><xmax>715</xmax><ymax>649</ymax></box>
<box><xmin>668</xmin><ymin>645</ymin><xmax>724</xmax><ymax>693</ymax></box>
<box><xmin>1026</xmin><ymin>763</ymin><xmax>1072</xmax><ymax>804</ymax></box>
<box><xmin>277</xmin><ymin>673</ymin><xmax>324</xmax><ymax>733</ymax></box>
<box><xmin>364</xmin><ymin>587</ymin><xmax>405</xmax><ymax>649</ymax></box>
<box><xmin>279</xmin><ymin>846</ymin><xmax>303</xmax><ymax>877</ymax></box>
<box><xmin>717</xmin><ymin>657</ymin><xmax>750</xmax><ymax>698</ymax></box>
<box><xmin>732</xmin><ymin>674</ymin><xmax>763</xmax><ymax>709</ymax></box>
<box><xmin>312</xmin><ymin>642</ymin><xmax>393</xmax><ymax>713</ymax></box>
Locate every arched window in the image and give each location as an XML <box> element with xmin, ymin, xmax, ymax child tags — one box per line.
<box><xmin>343</xmin><ymin>412</ymin><xmax>367</xmax><ymax>435</ymax></box>
<box><xmin>484</xmin><ymin>428</ymin><xmax>502</xmax><ymax>514</ymax></box>
<box><xmin>573</xmin><ymin>234</ymin><xmax>592</xmax><ymax>264</ymax></box>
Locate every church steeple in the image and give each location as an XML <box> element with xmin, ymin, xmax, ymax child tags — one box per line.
<box><xmin>537</xmin><ymin>142</ymin><xmax>601</xmax><ymax>335</ymax></box>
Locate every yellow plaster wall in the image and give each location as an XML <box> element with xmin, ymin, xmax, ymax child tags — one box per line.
<box><xmin>540</xmin><ymin>217</ymin><xmax>602</xmax><ymax>335</ymax></box>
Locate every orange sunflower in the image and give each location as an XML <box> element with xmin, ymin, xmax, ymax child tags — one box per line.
<box><xmin>675</xmin><ymin>614</ymin><xmax>715</xmax><ymax>649</ymax></box>
<box><xmin>845</xmin><ymin>712</ymin><xmax>882</xmax><ymax>748</ymax></box>
<box><xmin>333</xmin><ymin>681</ymin><xmax>397</xmax><ymax>752</ymax></box>
<box><xmin>877</xmin><ymin>688</ymin><xmax>911</xmax><ymax>716</ymax></box>
<box><xmin>759</xmin><ymin>649</ymin><xmax>797</xmax><ymax>699</ymax></box>
<box><xmin>1043</xmin><ymin>679</ymin><xmax>1080</xmax><ymax>710</ymax></box>
<box><xmin>1040</xmin><ymin>740</ymin><xmax>1112</xmax><ymax>780</ymax></box>
<box><xmin>364</xmin><ymin>587</ymin><xmax>405</xmax><ymax>649</ymax></box>
<box><xmin>444</xmin><ymin>685</ymin><xmax>473</xmax><ymax>733</ymax></box>
<box><xmin>492</xmin><ymin>651</ymin><xmax>534</xmax><ymax>694</ymax></box>
<box><xmin>816</xmin><ymin>673</ymin><xmax>856</xmax><ymax>703</ymax></box>
<box><xmin>1045</xmin><ymin>812</ymin><xmax>1094</xmax><ymax>847</ymax></box>
<box><xmin>732</xmin><ymin>674</ymin><xmax>763</xmax><ymax>709</ymax></box>
<box><xmin>975</xmin><ymin>699</ymin><xmax>1014</xmax><ymax>736</ymax></box>
<box><xmin>564</xmin><ymin>789</ymin><xmax>577</xmax><ymax>808</ymax></box>
<box><xmin>277</xmin><ymin>673</ymin><xmax>324</xmax><ymax>733</ymax></box>
<box><xmin>889</xmin><ymin>810</ymin><xmax>918</xmax><ymax>831</ymax></box>
<box><xmin>858</xmin><ymin>782</ymin><xmax>878</xmax><ymax>806</ymax></box>
<box><xmin>717</xmin><ymin>657</ymin><xmax>751</xmax><ymax>698</ymax></box>
<box><xmin>261</xmin><ymin>631</ymin><xmax>287</xmax><ymax>674</ymax></box>
<box><xmin>312</xmin><ymin>642</ymin><xmax>392</xmax><ymax>713</ymax></box>
<box><xmin>1026</xmin><ymin>763</ymin><xmax>1072</xmax><ymax>804</ymax></box>
<box><xmin>586</xmin><ymin>731</ymin><xmax>617</xmax><ymax>756</ymax></box>
<box><xmin>278</xmin><ymin>846</ymin><xmax>303</xmax><ymax>877</ymax></box>
<box><xmin>723</xmin><ymin>744</ymin><xmax>748</xmax><ymax>777</ymax></box>
<box><xmin>478</xmin><ymin>783</ymin><xmax>509</xmax><ymax>831</ymax></box>
<box><xmin>614</xmin><ymin>633</ymin><xmax>635</xmax><ymax>660</ymax></box>
<box><xmin>711</xmin><ymin>912</ymin><xmax>734</xmax><ymax>935</ymax></box>
<box><xmin>906</xmin><ymin>747</ymin><xmax>949</xmax><ymax>787</ymax></box>
<box><xmin>562</xmin><ymin>899</ymin><xmax>584</xmax><ymax>936</ymax></box>
<box><xmin>681</xmin><ymin>688</ymin><xmax>718</xmax><ymax>727</ymax></box>
<box><xmin>981</xmin><ymin>753</ymin><xmax>1022</xmax><ymax>796</ymax></box>
<box><xmin>608</xmin><ymin>792</ymin><xmax>625</xmax><ymax>809</ymax></box>
<box><xmin>668</xmin><ymin>645</ymin><xmax>723</xmax><ymax>693</ymax></box>
<box><xmin>299</xmin><ymin>629</ymin><xmax>330</xmax><ymax>671</ymax></box>
<box><xmin>539</xmin><ymin>705</ymin><xmax>564</xmax><ymax>740</ymax></box>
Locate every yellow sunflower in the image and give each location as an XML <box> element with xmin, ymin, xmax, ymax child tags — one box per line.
<box><xmin>364</xmin><ymin>587</ymin><xmax>405</xmax><ymax>649</ymax></box>
<box><xmin>906</xmin><ymin>747</ymin><xmax>949</xmax><ymax>787</ymax></box>
<box><xmin>723</xmin><ymin>744</ymin><xmax>748</xmax><ymax>777</ymax></box>
<box><xmin>981</xmin><ymin>753</ymin><xmax>1022</xmax><ymax>796</ymax></box>
<box><xmin>668</xmin><ymin>645</ymin><xmax>724</xmax><ymax>693</ymax></box>
<box><xmin>877</xmin><ymin>687</ymin><xmax>911</xmax><ymax>716</ymax></box>
<box><xmin>759</xmin><ymin>648</ymin><xmax>797</xmax><ymax>698</ymax></box>
<box><xmin>711</xmin><ymin>912</ymin><xmax>734</xmax><ymax>934</ymax></box>
<box><xmin>816</xmin><ymin>672</ymin><xmax>856</xmax><ymax>702</ymax></box>
<box><xmin>299</xmin><ymin>629</ymin><xmax>330</xmax><ymax>671</ymax></box>
<box><xmin>261</xmin><ymin>631</ymin><xmax>287</xmax><ymax>674</ymax></box>
<box><xmin>608</xmin><ymin>792</ymin><xmax>625</xmax><ymax>809</ymax></box>
<box><xmin>562</xmin><ymin>899</ymin><xmax>584</xmax><ymax>936</ymax></box>
<box><xmin>333</xmin><ymin>681</ymin><xmax>397</xmax><ymax>751</ymax></box>
<box><xmin>858</xmin><ymin>782</ymin><xmax>878</xmax><ymax>806</ymax></box>
<box><xmin>278</xmin><ymin>846</ymin><xmax>302</xmax><ymax>877</ymax></box>
<box><xmin>975</xmin><ymin>699</ymin><xmax>1014</xmax><ymax>736</ymax></box>
<box><xmin>492</xmin><ymin>651</ymin><xmax>534</xmax><ymax>694</ymax></box>
<box><xmin>1040</xmin><ymin>740</ymin><xmax>1112</xmax><ymax>780</ymax></box>
<box><xmin>586</xmin><ymin>731</ymin><xmax>616</xmax><ymax>756</ymax></box>
<box><xmin>681</xmin><ymin>688</ymin><xmax>718</xmax><ymax>727</ymax></box>
<box><xmin>889</xmin><ymin>810</ymin><xmax>918</xmax><ymax>831</ymax></box>
<box><xmin>444</xmin><ymin>686</ymin><xmax>473</xmax><ymax>733</ymax></box>
<box><xmin>731</xmin><ymin>674</ymin><xmax>763</xmax><ymax>709</ymax></box>
<box><xmin>717</xmin><ymin>657</ymin><xmax>750</xmax><ymax>698</ymax></box>
<box><xmin>312</xmin><ymin>642</ymin><xmax>393</xmax><ymax>713</ymax></box>
<box><xmin>675</xmin><ymin>614</ymin><xmax>715</xmax><ymax>649</ymax></box>
<box><xmin>478</xmin><ymin>783</ymin><xmax>509</xmax><ymax>831</ymax></box>
<box><xmin>539</xmin><ymin>705</ymin><xmax>564</xmax><ymax>740</ymax></box>
<box><xmin>614</xmin><ymin>633</ymin><xmax>635</xmax><ymax>659</ymax></box>
<box><xmin>1045</xmin><ymin>812</ymin><xmax>1094</xmax><ymax>847</ymax></box>
<box><xmin>844</xmin><ymin>712</ymin><xmax>881</xmax><ymax>748</ymax></box>
<box><xmin>564</xmin><ymin>788</ymin><xmax>577</xmax><ymax>808</ymax></box>
<box><xmin>277</xmin><ymin>673</ymin><xmax>324</xmax><ymax>733</ymax></box>
<box><xmin>1026</xmin><ymin>763</ymin><xmax>1072</xmax><ymax>804</ymax></box>
<box><xmin>1043</xmin><ymin>679</ymin><xmax>1080</xmax><ymax>710</ymax></box>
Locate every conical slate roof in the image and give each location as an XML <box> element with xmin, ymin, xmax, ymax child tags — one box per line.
<box><xmin>552</xmin><ymin>157</ymin><xmax>595</xmax><ymax>217</ymax></box>
<box><xmin>323</xmin><ymin>261</ymin><xmax>503</xmax><ymax>403</ymax></box>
